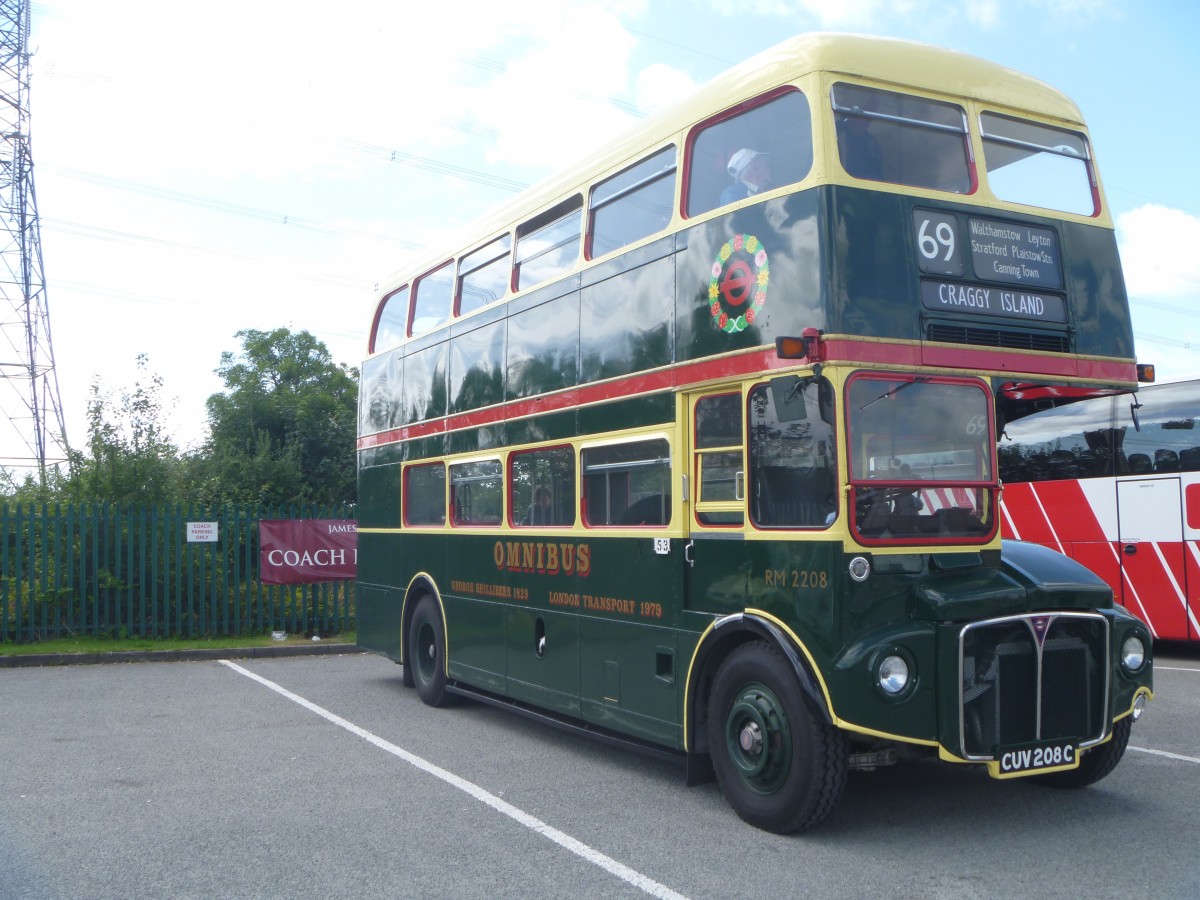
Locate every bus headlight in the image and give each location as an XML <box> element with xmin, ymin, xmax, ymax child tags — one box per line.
<box><xmin>877</xmin><ymin>654</ymin><xmax>910</xmax><ymax>695</ymax></box>
<box><xmin>1120</xmin><ymin>634</ymin><xmax>1147</xmax><ymax>674</ymax></box>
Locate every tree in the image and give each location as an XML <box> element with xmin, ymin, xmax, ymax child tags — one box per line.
<box><xmin>62</xmin><ymin>354</ymin><xmax>183</xmax><ymax>503</ymax></box>
<box><xmin>196</xmin><ymin>328</ymin><xmax>357</xmax><ymax>505</ymax></box>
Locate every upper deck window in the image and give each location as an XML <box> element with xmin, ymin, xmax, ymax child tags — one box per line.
<box><xmin>457</xmin><ymin>234</ymin><xmax>512</xmax><ymax>316</ymax></box>
<box><xmin>515</xmin><ymin>197</ymin><xmax>582</xmax><ymax>292</ymax></box>
<box><xmin>833</xmin><ymin>83</ymin><xmax>972</xmax><ymax>193</ymax></box>
<box><xmin>588</xmin><ymin>146</ymin><xmax>676</xmax><ymax>259</ymax></box>
<box><xmin>373</xmin><ymin>284</ymin><xmax>409</xmax><ymax>353</ymax></box>
<box><xmin>981</xmin><ymin>113</ymin><xmax>1096</xmax><ymax>216</ymax></box>
<box><xmin>685</xmin><ymin>89</ymin><xmax>813</xmax><ymax>217</ymax></box>
<box><xmin>410</xmin><ymin>261</ymin><xmax>454</xmax><ymax>337</ymax></box>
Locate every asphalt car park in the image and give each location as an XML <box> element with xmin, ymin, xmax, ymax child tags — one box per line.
<box><xmin>2</xmin><ymin>644</ymin><xmax>1197</xmax><ymax>899</ymax></box>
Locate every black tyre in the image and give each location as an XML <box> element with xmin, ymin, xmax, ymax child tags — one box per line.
<box><xmin>408</xmin><ymin>595</ymin><xmax>454</xmax><ymax>707</ymax></box>
<box><xmin>1033</xmin><ymin>715</ymin><xmax>1131</xmax><ymax>789</ymax></box>
<box><xmin>707</xmin><ymin>640</ymin><xmax>847</xmax><ymax>833</ymax></box>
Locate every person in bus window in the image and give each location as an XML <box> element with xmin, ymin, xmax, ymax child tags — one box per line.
<box><xmin>523</xmin><ymin>485</ymin><xmax>553</xmax><ymax>525</ymax></box>
<box><xmin>721</xmin><ymin>148</ymin><xmax>771</xmax><ymax>205</ymax></box>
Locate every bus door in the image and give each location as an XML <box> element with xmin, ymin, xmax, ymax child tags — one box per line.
<box><xmin>1117</xmin><ymin>476</ymin><xmax>1192</xmax><ymax>640</ymax></box>
<box><xmin>685</xmin><ymin>388</ymin><xmax>751</xmax><ymax>616</ymax></box>
<box><xmin>1186</xmin><ymin>475</ymin><xmax>1200</xmax><ymax>642</ymax></box>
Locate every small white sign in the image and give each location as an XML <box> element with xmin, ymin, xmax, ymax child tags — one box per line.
<box><xmin>653</xmin><ymin>538</ymin><xmax>671</xmax><ymax>555</ymax></box>
<box><xmin>187</xmin><ymin>521</ymin><xmax>219</xmax><ymax>543</ymax></box>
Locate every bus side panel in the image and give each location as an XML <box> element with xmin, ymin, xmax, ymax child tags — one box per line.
<box><xmin>576</xmin><ymin>536</ymin><xmax>686</xmax><ymax>747</ymax></box>
<box><xmin>505</xmin><ymin>605</ymin><xmax>580</xmax><ymax>716</ymax></box>
<box><xmin>443</xmin><ymin>535</ymin><xmax>510</xmax><ymax>692</ymax></box>
<box><xmin>675</xmin><ymin>192</ymin><xmax>823</xmax><ymax>366</ymax></box>
<box><xmin>357</xmin><ymin>580</ymin><xmax>402</xmax><ymax>660</ymax></box>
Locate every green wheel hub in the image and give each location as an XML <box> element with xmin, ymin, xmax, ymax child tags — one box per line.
<box><xmin>724</xmin><ymin>681</ymin><xmax>793</xmax><ymax>794</ymax></box>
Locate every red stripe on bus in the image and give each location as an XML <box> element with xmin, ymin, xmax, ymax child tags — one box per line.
<box><xmin>1120</xmin><ymin>544</ymin><xmax>1189</xmax><ymax>641</ymax></box>
<box><xmin>358</xmin><ymin>339</ymin><xmax>1137</xmax><ymax>450</ymax></box>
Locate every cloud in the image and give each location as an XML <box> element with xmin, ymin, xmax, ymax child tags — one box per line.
<box><xmin>1117</xmin><ymin>204</ymin><xmax>1200</xmax><ymax>299</ymax></box>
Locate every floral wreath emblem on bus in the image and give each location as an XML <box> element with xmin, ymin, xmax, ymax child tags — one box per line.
<box><xmin>709</xmin><ymin>233</ymin><xmax>769</xmax><ymax>334</ymax></box>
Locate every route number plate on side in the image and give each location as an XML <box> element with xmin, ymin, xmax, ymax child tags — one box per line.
<box><xmin>988</xmin><ymin>741</ymin><xmax>1079</xmax><ymax>779</ymax></box>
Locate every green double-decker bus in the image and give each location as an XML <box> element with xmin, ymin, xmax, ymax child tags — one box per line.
<box><xmin>356</xmin><ymin>33</ymin><xmax>1154</xmax><ymax>832</ymax></box>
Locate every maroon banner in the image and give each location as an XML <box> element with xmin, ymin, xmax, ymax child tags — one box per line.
<box><xmin>259</xmin><ymin>519</ymin><xmax>357</xmax><ymax>585</ymax></box>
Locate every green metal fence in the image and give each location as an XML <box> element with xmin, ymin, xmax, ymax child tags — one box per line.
<box><xmin>0</xmin><ymin>503</ymin><xmax>355</xmax><ymax>644</ymax></box>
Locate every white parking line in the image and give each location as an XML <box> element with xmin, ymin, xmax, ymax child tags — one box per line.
<box><xmin>1155</xmin><ymin>665</ymin><xmax>1200</xmax><ymax>673</ymax></box>
<box><xmin>1128</xmin><ymin>746</ymin><xmax>1200</xmax><ymax>765</ymax></box>
<box><xmin>218</xmin><ymin>659</ymin><xmax>688</xmax><ymax>900</ymax></box>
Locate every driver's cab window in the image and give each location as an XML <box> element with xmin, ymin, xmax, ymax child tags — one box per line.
<box><xmin>748</xmin><ymin>376</ymin><xmax>837</xmax><ymax>528</ymax></box>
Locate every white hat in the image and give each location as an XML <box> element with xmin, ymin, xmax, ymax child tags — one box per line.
<box><xmin>727</xmin><ymin>148</ymin><xmax>764</xmax><ymax>177</ymax></box>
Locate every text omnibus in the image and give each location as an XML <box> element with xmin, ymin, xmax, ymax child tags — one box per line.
<box><xmin>356</xmin><ymin>33</ymin><xmax>1153</xmax><ymax>833</ymax></box>
<box><xmin>1001</xmin><ymin>377</ymin><xmax>1200</xmax><ymax>642</ymax></box>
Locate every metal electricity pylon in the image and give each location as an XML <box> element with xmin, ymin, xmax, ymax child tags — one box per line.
<box><xmin>0</xmin><ymin>0</ymin><xmax>68</xmax><ymax>479</ymax></box>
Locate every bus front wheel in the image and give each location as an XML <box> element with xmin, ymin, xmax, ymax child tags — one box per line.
<box><xmin>707</xmin><ymin>640</ymin><xmax>847</xmax><ymax>833</ymax></box>
<box><xmin>408</xmin><ymin>595</ymin><xmax>454</xmax><ymax>708</ymax></box>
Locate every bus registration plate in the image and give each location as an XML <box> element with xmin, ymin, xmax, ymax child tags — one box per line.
<box><xmin>990</xmin><ymin>740</ymin><xmax>1079</xmax><ymax>778</ymax></box>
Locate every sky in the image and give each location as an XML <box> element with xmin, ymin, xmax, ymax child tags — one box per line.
<box><xmin>3</xmin><ymin>0</ymin><xmax>1199</xmax><ymax>470</ymax></box>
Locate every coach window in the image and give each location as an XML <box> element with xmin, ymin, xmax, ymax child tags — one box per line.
<box><xmin>372</xmin><ymin>284</ymin><xmax>409</xmax><ymax>353</ymax></box>
<box><xmin>833</xmin><ymin>83</ymin><xmax>972</xmax><ymax>193</ymax></box>
<box><xmin>457</xmin><ymin>234</ymin><xmax>512</xmax><ymax>316</ymax></box>
<box><xmin>686</xmin><ymin>88</ymin><xmax>812</xmax><ymax>217</ymax></box>
<box><xmin>514</xmin><ymin>197</ymin><xmax>582</xmax><ymax>292</ymax></box>
<box><xmin>410</xmin><ymin>261</ymin><xmax>454</xmax><ymax>337</ymax></box>
<box><xmin>404</xmin><ymin>462</ymin><xmax>446</xmax><ymax>527</ymax></box>
<box><xmin>588</xmin><ymin>146</ymin><xmax>676</xmax><ymax>259</ymax></box>
<box><xmin>981</xmin><ymin>113</ymin><xmax>1096</xmax><ymax>216</ymax></box>
<box><xmin>582</xmin><ymin>439</ymin><xmax>671</xmax><ymax>527</ymax></box>
<box><xmin>450</xmin><ymin>460</ymin><xmax>502</xmax><ymax>526</ymax></box>
<box><xmin>511</xmin><ymin>446</ymin><xmax>575</xmax><ymax>527</ymax></box>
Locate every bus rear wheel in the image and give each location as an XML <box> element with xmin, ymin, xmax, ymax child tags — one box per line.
<box><xmin>1032</xmin><ymin>715</ymin><xmax>1131</xmax><ymax>788</ymax></box>
<box><xmin>408</xmin><ymin>594</ymin><xmax>454</xmax><ymax>708</ymax></box>
<box><xmin>707</xmin><ymin>640</ymin><xmax>847</xmax><ymax>833</ymax></box>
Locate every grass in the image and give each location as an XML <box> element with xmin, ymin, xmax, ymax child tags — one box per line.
<box><xmin>0</xmin><ymin>631</ymin><xmax>356</xmax><ymax>656</ymax></box>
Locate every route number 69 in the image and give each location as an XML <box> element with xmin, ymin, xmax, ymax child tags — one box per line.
<box><xmin>918</xmin><ymin>217</ymin><xmax>955</xmax><ymax>262</ymax></box>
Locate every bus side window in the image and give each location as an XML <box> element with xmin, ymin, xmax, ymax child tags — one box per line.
<box><xmin>411</xmin><ymin>262</ymin><xmax>454</xmax><ymax>337</ymax></box>
<box><xmin>510</xmin><ymin>446</ymin><xmax>575</xmax><ymax>527</ymax></box>
<box><xmin>685</xmin><ymin>89</ymin><xmax>812</xmax><ymax>218</ymax></box>
<box><xmin>372</xmin><ymin>284</ymin><xmax>409</xmax><ymax>353</ymax></box>
<box><xmin>514</xmin><ymin>197</ymin><xmax>583</xmax><ymax>293</ymax></box>
<box><xmin>589</xmin><ymin>145</ymin><xmax>676</xmax><ymax>260</ymax></box>
<box><xmin>404</xmin><ymin>463</ymin><xmax>446</xmax><ymax>527</ymax></box>
<box><xmin>581</xmin><ymin>439</ymin><xmax>671</xmax><ymax>527</ymax></box>
<box><xmin>457</xmin><ymin>235</ymin><xmax>512</xmax><ymax>317</ymax></box>
<box><xmin>450</xmin><ymin>460</ymin><xmax>502</xmax><ymax>526</ymax></box>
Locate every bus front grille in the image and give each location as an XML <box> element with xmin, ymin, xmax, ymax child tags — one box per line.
<box><xmin>927</xmin><ymin>323</ymin><xmax>1070</xmax><ymax>354</ymax></box>
<box><xmin>959</xmin><ymin>613</ymin><xmax>1109</xmax><ymax>759</ymax></box>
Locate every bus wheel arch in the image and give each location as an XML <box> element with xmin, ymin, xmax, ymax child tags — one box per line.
<box><xmin>705</xmin><ymin>639</ymin><xmax>848</xmax><ymax>833</ymax></box>
<box><xmin>686</xmin><ymin>614</ymin><xmax>833</xmax><ymax>769</ymax></box>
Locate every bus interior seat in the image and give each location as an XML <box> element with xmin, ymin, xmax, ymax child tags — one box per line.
<box><xmin>1180</xmin><ymin>447</ymin><xmax>1200</xmax><ymax>471</ymax></box>
<box><xmin>1127</xmin><ymin>453</ymin><xmax>1152</xmax><ymax>473</ymax></box>
<box><xmin>754</xmin><ymin>466</ymin><xmax>834</xmax><ymax>527</ymax></box>
<box><xmin>1154</xmin><ymin>449</ymin><xmax>1180</xmax><ymax>472</ymax></box>
<box><xmin>617</xmin><ymin>493</ymin><xmax>670</xmax><ymax>526</ymax></box>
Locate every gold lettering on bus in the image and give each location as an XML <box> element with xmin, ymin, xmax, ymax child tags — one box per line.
<box><xmin>493</xmin><ymin>540</ymin><xmax>591</xmax><ymax>577</ymax></box>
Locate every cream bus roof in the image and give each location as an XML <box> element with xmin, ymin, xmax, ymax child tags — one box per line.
<box><xmin>378</xmin><ymin>32</ymin><xmax>1085</xmax><ymax>293</ymax></box>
